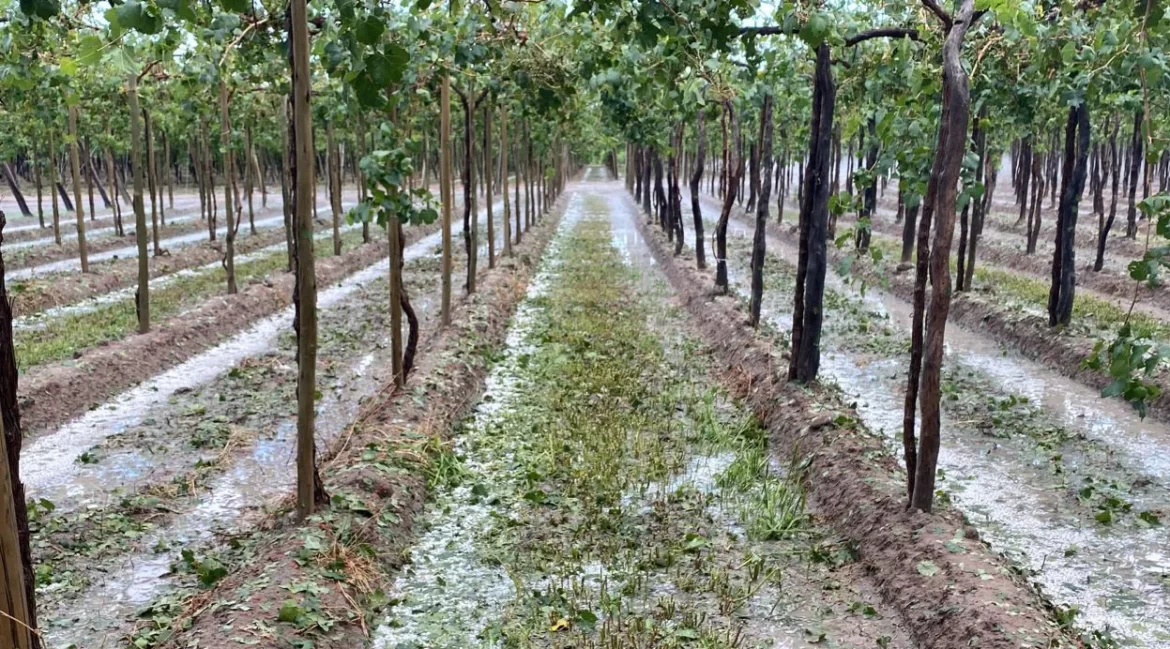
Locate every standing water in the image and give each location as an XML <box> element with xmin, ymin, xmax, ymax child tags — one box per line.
<box><xmin>686</xmin><ymin>193</ymin><xmax>1170</xmax><ymax>647</ymax></box>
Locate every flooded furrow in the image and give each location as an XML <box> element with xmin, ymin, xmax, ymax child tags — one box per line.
<box><xmin>11</xmin><ymin>197</ymin><xmax>359</xmax><ymax>332</ymax></box>
<box><xmin>683</xmin><ymin>192</ymin><xmax>1170</xmax><ymax>646</ymax></box>
<box><xmin>860</xmin><ymin>206</ymin><xmax>1170</xmax><ymax>325</ymax></box>
<box><xmin>0</xmin><ymin>194</ymin><xmax>204</xmax><ymax>237</ymax></box>
<box><xmin>8</xmin><ymin>216</ymin><xmax>276</xmax><ymax>281</ymax></box>
<box><xmin>5</xmin><ymin>212</ymin><xmax>202</xmax><ymax>253</ymax></box>
<box><xmin>23</xmin><ymin>198</ymin><xmax>503</xmax><ymax>508</ymax></box>
<box><xmin>7</xmin><ymin>190</ymin><xmax>363</xmax><ymax>281</ymax></box>
<box><xmin>35</xmin><ymin>199</ymin><xmax>513</xmax><ymax>647</ymax></box>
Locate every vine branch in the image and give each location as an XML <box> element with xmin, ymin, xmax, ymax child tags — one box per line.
<box><xmin>737</xmin><ymin>26</ymin><xmax>797</xmax><ymax>37</ymax></box>
<box><xmin>921</xmin><ymin>0</ymin><xmax>954</xmax><ymax>28</ymax></box>
<box><xmin>845</xmin><ymin>27</ymin><xmax>920</xmax><ymax>46</ymax></box>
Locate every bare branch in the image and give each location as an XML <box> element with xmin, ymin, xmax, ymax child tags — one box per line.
<box><xmin>921</xmin><ymin>0</ymin><xmax>953</xmax><ymax>28</ymax></box>
<box><xmin>737</xmin><ymin>26</ymin><xmax>798</xmax><ymax>37</ymax></box>
<box><xmin>845</xmin><ymin>27</ymin><xmax>920</xmax><ymax>46</ymax></box>
<box><xmin>452</xmin><ymin>84</ymin><xmax>469</xmax><ymax>104</ymax></box>
<box><xmin>136</xmin><ymin>60</ymin><xmax>162</xmax><ymax>83</ymax></box>
<box><xmin>219</xmin><ymin>17</ymin><xmax>270</xmax><ymax>68</ymax></box>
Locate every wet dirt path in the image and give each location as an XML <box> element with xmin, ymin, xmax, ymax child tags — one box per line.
<box><xmin>689</xmin><ymin>192</ymin><xmax>1170</xmax><ymax>647</ymax></box>
<box><xmin>370</xmin><ymin>175</ymin><xmax>909</xmax><ymax>649</ymax></box>
<box><xmin>30</xmin><ymin>194</ymin><xmax>513</xmax><ymax>648</ymax></box>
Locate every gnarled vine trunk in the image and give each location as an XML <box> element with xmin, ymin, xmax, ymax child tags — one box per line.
<box><xmin>500</xmin><ymin>107</ymin><xmax>512</xmax><ymax>258</ymax></box>
<box><xmin>1015</xmin><ymin>137</ymin><xmax>1031</xmax><ymax>227</ymax></box>
<box><xmin>455</xmin><ymin>89</ymin><xmax>480</xmax><ymax>293</ymax></box>
<box><xmin>48</xmin><ymin>132</ymin><xmax>60</xmax><ymax>245</ymax></box>
<box><xmin>906</xmin><ymin>0</ymin><xmax>978</xmax><ymax>513</ymax></box>
<box><xmin>144</xmin><ymin>108</ymin><xmax>162</xmax><ymax>256</ymax></box>
<box><xmin>789</xmin><ymin>43</ymin><xmax>835</xmax><ymax>383</ymax></box>
<box><xmin>439</xmin><ymin>76</ymin><xmax>454</xmax><ymax>324</ymax></box>
<box><xmin>960</xmin><ymin>107</ymin><xmax>989</xmax><ymax>291</ymax></box>
<box><xmin>327</xmin><ymin>120</ymin><xmax>342</xmax><ymax>257</ymax></box>
<box><xmin>67</xmin><ymin>106</ymin><xmax>89</xmax><ymax>272</ymax></box>
<box><xmin>749</xmin><ymin>94</ymin><xmax>773</xmax><ymax>327</ymax></box>
<box><xmin>1026</xmin><ymin>152</ymin><xmax>1045</xmax><ymax>254</ymax></box>
<box><xmin>855</xmin><ymin>116</ymin><xmax>877</xmax><ymax>253</ymax></box>
<box><xmin>690</xmin><ymin>112</ymin><xmax>707</xmax><ymax>269</ymax></box>
<box><xmin>484</xmin><ymin>103</ymin><xmax>495</xmax><ymax>269</ymax></box>
<box><xmin>1048</xmin><ymin>104</ymin><xmax>1090</xmax><ymax>327</ymax></box>
<box><xmin>1125</xmin><ymin>111</ymin><xmax>1142</xmax><ymax>239</ymax></box>
<box><xmin>1</xmin><ymin>163</ymin><xmax>31</xmax><ymax>217</ymax></box>
<box><xmin>672</xmin><ymin>125</ymin><xmax>684</xmax><ymax>256</ymax></box>
<box><xmin>1096</xmin><ymin>120</ymin><xmax>1121</xmax><ymax>271</ymax></box>
<box><xmin>714</xmin><ymin>100</ymin><xmax>742</xmax><ymax>294</ymax></box>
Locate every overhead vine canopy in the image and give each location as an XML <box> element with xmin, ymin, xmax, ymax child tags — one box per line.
<box><xmin>4</xmin><ymin>0</ymin><xmax>1170</xmax><ymax>647</ymax></box>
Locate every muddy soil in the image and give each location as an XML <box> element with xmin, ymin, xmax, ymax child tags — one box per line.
<box><xmin>5</xmin><ymin>204</ymin><xmax>204</xmax><ymax>254</ymax></box>
<box><xmin>14</xmin><ymin>185</ymin><xmax>487</xmax><ymax>433</ymax></box>
<box><xmin>5</xmin><ymin>189</ymin><xmax>363</xmax><ymax>283</ymax></box>
<box><xmin>712</xmin><ymin>192</ymin><xmax>1170</xmax><ymax>423</ymax></box>
<box><xmin>1</xmin><ymin>193</ymin><xmax>204</xmax><ymax>243</ymax></box>
<box><xmin>820</xmin><ymin>157</ymin><xmax>1145</xmax><ymax>259</ymax></box>
<box><xmin>978</xmin><ymin>196</ymin><xmax>1149</xmax><ymax>258</ymax></box>
<box><xmin>9</xmin><ymin>225</ymin><xmax>289</xmax><ymax>318</ymax></box>
<box><xmin>6</xmin><ymin>186</ymin><xmax>475</xmax><ymax>318</ymax></box>
<box><xmin>845</xmin><ymin>208</ymin><xmax>1170</xmax><ymax>325</ymax></box>
<box><xmin>22</xmin><ymin>189</ymin><xmax>538</xmax><ymax>648</ymax></box>
<box><xmin>827</xmin><ymin>219</ymin><xmax>1170</xmax><ymax>423</ymax></box>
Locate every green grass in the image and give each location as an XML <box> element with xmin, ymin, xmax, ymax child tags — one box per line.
<box><xmin>865</xmin><ymin>230</ymin><xmax>1170</xmax><ymax>342</ymax></box>
<box><xmin>16</xmin><ymin>230</ymin><xmax>368</xmax><ymax>370</ymax></box>
<box><xmin>455</xmin><ymin>208</ymin><xmax>824</xmax><ymax>648</ymax></box>
<box><xmin>972</xmin><ymin>264</ymin><xmax>1170</xmax><ymax>337</ymax></box>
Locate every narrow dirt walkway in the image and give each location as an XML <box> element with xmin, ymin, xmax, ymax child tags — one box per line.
<box><xmin>371</xmin><ymin>178</ymin><xmax>909</xmax><ymax>649</ymax></box>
